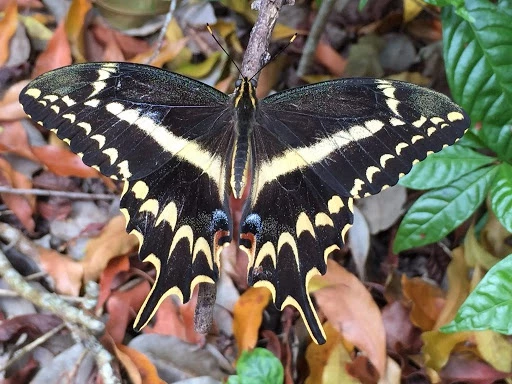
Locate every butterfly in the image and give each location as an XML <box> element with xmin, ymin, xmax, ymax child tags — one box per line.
<box><xmin>20</xmin><ymin>62</ymin><xmax>469</xmax><ymax>344</ymax></box>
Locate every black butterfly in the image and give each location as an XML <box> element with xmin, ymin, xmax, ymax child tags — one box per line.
<box><xmin>20</xmin><ymin>62</ymin><xmax>469</xmax><ymax>344</ymax></box>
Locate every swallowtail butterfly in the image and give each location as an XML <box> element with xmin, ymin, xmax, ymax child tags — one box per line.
<box><xmin>20</xmin><ymin>62</ymin><xmax>469</xmax><ymax>344</ymax></box>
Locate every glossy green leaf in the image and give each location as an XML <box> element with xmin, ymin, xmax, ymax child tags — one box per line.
<box><xmin>442</xmin><ymin>2</ymin><xmax>512</xmax><ymax>159</ymax></box>
<box><xmin>227</xmin><ymin>348</ymin><xmax>284</xmax><ymax>384</ymax></box>
<box><xmin>399</xmin><ymin>145</ymin><xmax>495</xmax><ymax>190</ymax></box>
<box><xmin>490</xmin><ymin>163</ymin><xmax>512</xmax><ymax>232</ymax></box>
<box><xmin>441</xmin><ymin>254</ymin><xmax>512</xmax><ymax>334</ymax></box>
<box><xmin>393</xmin><ymin>165</ymin><xmax>497</xmax><ymax>253</ymax></box>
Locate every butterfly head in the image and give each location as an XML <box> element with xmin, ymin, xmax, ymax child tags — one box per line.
<box><xmin>234</xmin><ymin>77</ymin><xmax>257</xmax><ymax>109</ymax></box>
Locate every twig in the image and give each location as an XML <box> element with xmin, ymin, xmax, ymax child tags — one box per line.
<box><xmin>194</xmin><ymin>0</ymin><xmax>293</xmax><ymax>335</ymax></box>
<box><xmin>0</xmin><ymin>186</ymin><xmax>116</xmax><ymax>200</ymax></box>
<box><xmin>147</xmin><ymin>0</ymin><xmax>178</xmax><ymax>65</ymax></box>
<box><xmin>0</xmin><ymin>323</ymin><xmax>66</xmax><ymax>372</ymax></box>
<box><xmin>296</xmin><ymin>0</ymin><xmax>341</xmax><ymax>77</ymax></box>
<box><xmin>0</xmin><ymin>248</ymin><xmax>105</xmax><ymax>335</ymax></box>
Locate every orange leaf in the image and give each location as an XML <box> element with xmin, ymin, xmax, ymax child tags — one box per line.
<box><xmin>115</xmin><ymin>344</ymin><xmax>165</xmax><ymax>384</ymax></box>
<box><xmin>32</xmin><ymin>22</ymin><xmax>72</xmax><ymax>78</ymax></box>
<box><xmin>38</xmin><ymin>246</ymin><xmax>84</xmax><ymax>296</ymax></box>
<box><xmin>311</xmin><ymin>260</ymin><xmax>386</xmax><ymax>378</ymax></box>
<box><xmin>64</xmin><ymin>0</ymin><xmax>91</xmax><ymax>62</ymax></box>
<box><xmin>130</xmin><ymin>38</ymin><xmax>188</xmax><ymax>68</ymax></box>
<box><xmin>402</xmin><ymin>275</ymin><xmax>445</xmax><ymax>331</ymax></box>
<box><xmin>96</xmin><ymin>255</ymin><xmax>130</xmax><ymax>310</ymax></box>
<box><xmin>233</xmin><ymin>287</ymin><xmax>272</xmax><ymax>353</ymax></box>
<box><xmin>82</xmin><ymin>215</ymin><xmax>139</xmax><ymax>281</ymax></box>
<box><xmin>0</xmin><ymin>0</ymin><xmax>18</xmax><ymax>65</ymax></box>
<box><xmin>0</xmin><ymin>120</ymin><xmax>38</xmax><ymax>161</ymax></box>
<box><xmin>31</xmin><ymin>145</ymin><xmax>99</xmax><ymax>178</ymax></box>
<box><xmin>0</xmin><ymin>157</ymin><xmax>35</xmax><ymax>231</ymax></box>
<box><xmin>314</xmin><ymin>42</ymin><xmax>347</xmax><ymax>77</ymax></box>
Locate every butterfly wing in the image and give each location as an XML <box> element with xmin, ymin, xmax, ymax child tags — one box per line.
<box><xmin>241</xmin><ymin>78</ymin><xmax>469</xmax><ymax>343</ymax></box>
<box><xmin>20</xmin><ymin>62</ymin><xmax>234</xmax><ymax>328</ymax></box>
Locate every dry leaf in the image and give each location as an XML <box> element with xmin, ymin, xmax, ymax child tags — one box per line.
<box><xmin>38</xmin><ymin>246</ymin><xmax>84</xmax><ymax>296</ymax></box>
<box><xmin>475</xmin><ymin>330</ymin><xmax>512</xmax><ymax>373</ymax></box>
<box><xmin>64</xmin><ymin>0</ymin><xmax>91</xmax><ymax>62</ymax></box>
<box><xmin>311</xmin><ymin>260</ymin><xmax>386</xmax><ymax>377</ymax></box>
<box><xmin>32</xmin><ymin>145</ymin><xmax>99</xmax><ymax>178</ymax></box>
<box><xmin>32</xmin><ymin>22</ymin><xmax>71</xmax><ymax>78</ymax></box>
<box><xmin>403</xmin><ymin>0</ymin><xmax>426</xmax><ymax>23</ymax></box>
<box><xmin>422</xmin><ymin>330</ymin><xmax>474</xmax><ymax>371</ymax></box>
<box><xmin>232</xmin><ymin>287</ymin><xmax>272</xmax><ymax>353</ymax></box>
<box><xmin>0</xmin><ymin>120</ymin><xmax>38</xmax><ymax>161</ymax></box>
<box><xmin>314</xmin><ymin>41</ymin><xmax>346</xmax><ymax>77</ymax></box>
<box><xmin>0</xmin><ymin>0</ymin><xmax>18</xmax><ymax>65</ymax></box>
<box><xmin>115</xmin><ymin>344</ymin><xmax>166</xmax><ymax>384</ymax></box>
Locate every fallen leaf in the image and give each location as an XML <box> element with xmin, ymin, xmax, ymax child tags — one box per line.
<box><xmin>0</xmin><ymin>120</ymin><xmax>38</xmax><ymax>160</ymax></box>
<box><xmin>314</xmin><ymin>41</ymin><xmax>346</xmax><ymax>77</ymax></box>
<box><xmin>422</xmin><ymin>330</ymin><xmax>474</xmax><ymax>371</ymax></box>
<box><xmin>357</xmin><ymin>185</ymin><xmax>406</xmax><ymax>234</ymax></box>
<box><xmin>31</xmin><ymin>22</ymin><xmax>71</xmax><ymax>78</ymax></box>
<box><xmin>311</xmin><ymin>260</ymin><xmax>386</xmax><ymax>377</ymax></box>
<box><xmin>464</xmin><ymin>223</ymin><xmax>501</xmax><ymax>270</ymax></box>
<box><xmin>440</xmin><ymin>353</ymin><xmax>511</xmax><ymax>384</ymax></box>
<box><xmin>232</xmin><ymin>287</ymin><xmax>272</xmax><ymax>353</ymax></box>
<box><xmin>480</xmin><ymin>209</ymin><xmax>512</xmax><ymax>260</ymax></box>
<box><xmin>403</xmin><ymin>0</ymin><xmax>426</xmax><ymax>23</ymax></box>
<box><xmin>96</xmin><ymin>255</ymin><xmax>130</xmax><ymax>309</ymax></box>
<box><xmin>475</xmin><ymin>330</ymin><xmax>512</xmax><ymax>372</ymax></box>
<box><xmin>0</xmin><ymin>0</ymin><xmax>18</xmax><ymax>65</ymax></box>
<box><xmin>82</xmin><ymin>215</ymin><xmax>139</xmax><ymax>281</ymax></box>
<box><xmin>0</xmin><ymin>0</ymin><xmax>42</xmax><ymax>10</ymax></box>
<box><xmin>64</xmin><ymin>0</ymin><xmax>91</xmax><ymax>62</ymax></box>
<box><xmin>382</xmin><ymin>301</ymin><xmax>422</xmax><ymax>353</ymax></box>
<box><xmin>130</xmin><ymin>38</ymin><xmax>188</xmax><ymax>68</ymax></box>
<box><xmin>115</xmin><ymin>343</ymin><xmax>166</xmax><ymax>384</ymax></box>
<box><xmin>32</xmin><ymin>145</ymin><xmax>99</xmax><ymax>178</ymax></box>
<box><xmin>402</xmin><ymin>275</ymin><xmax>445</xmax><ymax>331</ymax></box>
<box><xmin>38</xmin><ymin>246</ymin><xmax>84</xmax><ymax>296</ymax></box>
<box><xmin>0</xmin><ymin>313</ymin><xmax>62</xmax><ymax>342</ymax></box>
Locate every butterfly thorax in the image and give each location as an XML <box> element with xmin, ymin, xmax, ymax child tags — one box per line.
<box><xmin>230</xmin><ymin>78</ymin><xmax>257</xmax><ymax>199</ymax></box>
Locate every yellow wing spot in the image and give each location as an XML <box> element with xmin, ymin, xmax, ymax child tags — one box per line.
<box><xmin>77</xmin><ymin>152</ymin><xmax>84</xmax><ymax>159</ymax></box>
<box><xmin>106</xmin><ymin>102</ymin><xmax>124</xmax><ymax>115</ymax></box>
<box><xmin>120</xmin><ymin>207</ymin><xmax>130</xmax><ymax>224</ymax></box>
<box><xmin>398</xmin><ymin>172</ymin><xmax>405</xmax><ymax>178</ymax></box>
<box><xmin>447</xmin><ymin>111</ymin><xmax>464</xmax><ymax>122</ymax></box>
<box><xmin>61</xmin><ymin>95</ymin><xmax>76</xmax><ymax>106</ymax></box>
<box><xmin>382</xmin><ymin>86</ymin><xmax>396</xmax><ymax>99</ymax></box>
<box><xmin>442</xmin><ymin>143</ymin><xmax>449</xmax><ymax>148</ymax></box>
<box><xmin>43</xmin><ymin>94</ymin><xmax>58</xmax><ymax>102</ymax></box>
<box><xmin>386</xmin><ymin>99</ymin><xmax>400</xmax><ymax>116</ymax></box>
<box><xmin>155</xmin><ymin>201</ymin><xmax>177</xmax><ymax>229</ymax></box>
<box><xmin>328</xmin><ymin>195</ymin><xmax>344</xmax><ymax>214</ymax></box>
<box><xmin>364</xmin><ymin>192</ymin><xmax>371</xmax><ymax>197</ymax></box>
<box><xmin>130</xmin><ymin>229</ymin><xmax>144</xmax><ymax>252</ymax></box>
<box><xmin>90</xmin><ymin>81</ymin><xmax>106</xmax><ymax>97</ymax></box>
<box><xmin>296</xmin><ymin>212</ymin><xmax>315</xmax><ymax>238</ymax></box>
<box><xmin>169</xmin><ymin>225</ymin><xmax>194</xmax><ymax>257</ymax></box>
<box><xmin>84</xmin><ymin>99</ymin><xmax>100</xmax><ymax>108</ymax></box>
<box><xmin>132</xmin><ymin>180</ymin><xmax>149</xmax><ymax>199</ymax></box>
<box><xmin>63</xmin><ymin>138</ymin><xmax>71</xmax><ymax>145</ymax></box>
<box><xmin>441</xmin><ymin>123</ymin><xmax>449</xmax><ymax>129</ymax></box>
<box><xmin>90</xmin><ymin>134</ymin><xmax>106</xmax><ymax>148</ymax></box>
<box><xmin>365</xmin><ymin>119</ymin><xmax>385</xmax><ymax>134</ymax></box>
<box><xmin>253</xmin><ymin>280</ymin><xmax>276</xmax><ymax>302</ymax></box>
<box><xmin>395</xmin><ymin>142</ymin><xmax>409</xmax><ymax>155</ymax></box>
<box><xmin>255</xmin><ymin>242</ymin><xmax>277</xmax><ymax>269</ymax></box>
<box><xmin>350</xmin><ymin>178</ymin><xmax>364</xmax><ymax>196</ymax></box>
<box><xmin>117</xmin><ymin>160</ymin><xmax>131</xmax><ymax>179</ymax></box>
<box><xmin>62</xmin><ymin>114</ymin><xmax>76</xmax><ymax>123</ymax></box>
<box><xmin>412</xmin><ymin>159</ymin><xmax>420</xmax><ymax>165</ymax></box>
<box><xmin>139</xmin><ymin>199</ymin><xmax>159</xmax><ymax>216</ymax></box>
<box><xmin>110</xmin><ymin>175</ymin><xmax>118</xmax><ymax>180</ymax></box>
<box><xmin>192</xmin><ymin>237</ymin><xmax>213</xmax><ymax>270</ymax></box>
<box><xmin>411</xmin><ymin>135</ymin><xmax>424</xmax><ymax>144</ymax></box>
<box><xmin>323</xmin><ymin>244</ymin><xmax>340</xmax><ymax>263</ymax></box>
<box><xmin>430</xmin><ymin>117</ymin><xmax>444</xmax><ymax>125</ymax></box>
<box><xmin>91</xmin><ymin>165</ymin><xmax>100</xmax><ymax>172</ymax></box>
<box><xmin>426</xmin><ymin>150</ymin><xmax>434</xmax><ymax>156</ymax></box>
<box><xmin>379</xmin><ymin>153</ymin><xmax>395</xmax><ymax>168</ymax></box>
<box><xmin>121</xmin><ymin>180</ymin><xmax>129</xmax><ymax>197</ymax></box>
<box><xmin>427</xmin><ymin>127</ymin><xmax>437</xmax><ymax>136</ymax></box>
<box><xmin>381</xmin><ymin>184</ymin><xmax>390</xmax><ymax>190</ymax></box>
<box><xmin>412</xmin><ymin>116</ymin><xmax>427</xmax><ymax>128</ymax></box>
<box><xmin>366</xmin><ymin>166</ymin><xmax>380</xmax><ymax>183</ymax></box>
<box><xmin>390</xmin><ymin>117</ymin><xmax>405</xmax><ymax>126</ymax></box>
<box><xmin>102</xmin><ymin>62</ymin><xmax>118</xmax><ymax>70</ymax></box>
<box><xmin>103</xmin><ymin>148</ymin><xmax>119</xmax><ymax>164</ymax></box>
<box><xmin>77</xmin><ymin>122</ymin><xmax>92</xmax><ymax>135</ymax></box>
<box><xmin>25</xmin><ymin>88</ymin><xmax>41</xmax><ymax>99</ymax></box>
<box><xmin>38</xmin><ymin>100</ymin><xmax>47</xmax><ymax>106</ymax></box>
<box><xmin>348</xmin><ymin>198</ymin><xmax>354</xmax><ymax>213</ymax></box>
<box><xmin>50</xmin><ymin>105</ymin><xmax>60</xmax><ymax>114</ymax></box>
<box><xmin>277</xmin><ymin>232</ymin><xmax>300</xmax><ymax>271</ymax></box>
<box><xmin>315</xmin><ymin>212</ymin><xmax>334</xmax><ymax>227</ymax></box>
<box><xmin>341</xmin><ymin>223</ymin><xmax>353</xmax><ymax>243</ymax></box>
<box><xmin>97</xmin><ymin>68</ymin><xmax>113</xmax><ymax>81</ymax></box>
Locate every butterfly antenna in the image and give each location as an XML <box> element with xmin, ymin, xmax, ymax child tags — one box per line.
<box><xmin>249</xmin><ymin>33</ymin><xmax>297</xmax><ymax>82</ymax></box>
<box><xmin>206</xmin><ymin>23</ymin><xmax>242</xmax><ymax>76</ymax></box>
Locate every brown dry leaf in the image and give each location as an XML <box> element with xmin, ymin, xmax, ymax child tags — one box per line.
<box><xmin>403</xmin><ymin>0</ymin><xmax>426</xmax><ymax>23</ymax></box>
<box><xmin>32</xmin><ymin>22</ymin><xmax>72</xmax><ymax>78</ymax></box>
<box><xmin>232</xmin><ymin>287</ymin><xmax>272</xmax><ymax>353</ymax></box>
<box><xmin>314</xmin><ymin>41</ymin><xmax>346</xmax><ymax>77</ymax></box>
<box><xmin>382</xmin><ymin>301</ymin><xmax>421</xmax><ymax>353</ymax></box>
<box><xmin>475</xmin><ymin>330</ymin><xmax>512</xmax><ymax>373</ymax></box>
<box><xmin>0</xmin><ymin>120</ymin><xmax>38</xmax><ymax>161</ymax></box>
<box><xmin>434</xmin><ymin>247</ymin><xmax>470</xmax><ymax>329</ymax></box>
<box><xmin>422</xmin><ymin>330</ymin><xmax>474</xmax><ymax>371</ymax></box>
<box><xmin>0</xmin><ymin>157</ymin><xmax>35</xmax><ymax>231</ymax></box>
<box><xmin>96</xmin><ymin>255</ymin><xmax>130</xmax><ymax>309</ymax></box>
<box><xmin>440</xmin><ymin>353</ymin><xmax>511</xmax><ymax>383</ymax></box>
<box><xmin>115</xmin><ymin>344</ymin><xmax>166</xmax><ymax>384</ymax></box>
<box><xmin>0</xmin><ymin>0</ymin><xmax>18</xmax><ymax>65</ymax></box>
<box><xmin>401</xmin><ymin>275</ymin><xmax>445</xmax><ymax>331</ymax></box>
<box><xmin>92</xmin><ymin>23</ymin><xmax>149</xmax><ymax>59</ymax></box>
<box><xmin>38</xmin><ymin>246</ymin><xmax>84</xmax><ymax>296</ymax></box>
<box><xmin>311</xmin><ymin>260</ymin><xmax>386</xmax><ymax>377</ymax></box>
<box><xmin>90</xmin><ymin>24</ymin><xmax>125</xmax><ymax>62</ymax></box>
<box><xmin>82</xmin><ymin>215</ymin><xmax>139</xmax><ymax>281</ymax></box>
<box><xmin>0</xmin><ymin>0</ymin><xmax>42</xmax><ymax>10</ymax></box>
<box><xmin>144</xmin><ymin>298</ymin><xmax>188</xmax><ymax>340</ymax></box>
<box><xmin>480</xmin><ymin>209</ymin><xmax>512</xmax><ymax>259</ymax></box>
<box><xmin>464</xmin><ymin>223</ymin><xmax>501</xmax><ymax>270</ymax></box>
<box><xmin>64</xmin><ymin>0</ymin><xmax>91</xmax><ymax>62</ymax></box>
<box><xmin>0</xmin><ymin>97</ymin><xmax>27</xmax><ymax>120</ymax></box>
<box><xmin>130</xmin><ymin>38</ymin><xmax>188</xmax><ymax>68</ymax></box>
<box><xmin>31</xmin><ymin>145</ymin><xmax>99</xmax><ymax>178</ymax></box>
<box><xmin>305</xmin><ymin>322</ymin><xmax>360</xmax><ymax>384</ymax></box>
<box><xmin>0</xmin><ymin>80</ymin><xmax>29</xmax><ymax>106</ymax></box>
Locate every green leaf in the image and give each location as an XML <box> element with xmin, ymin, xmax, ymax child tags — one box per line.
<box><xmin>490</xmin><ymin>162</ymin><xmax>512</xmax><ymax>232</ymax></box>
<box><xmin>227</xmin><ymin>348</ymin><xmax>284</xmax><ymax>384</ymax></box>
<box><xmin>441</xmin><ymin>254</ymin><xmax>512</xmax><ymax>334</ymax></box>
<box><xmin>393</xmin><ymin>165</ymin><xmax>497</xmax><ymax>253</ymax></box>
<box><xmin>442</xmin><ymin>2</ymin><xmax>512</xmax><ymax>159</ymax></box>
<box><xmin>399</xmin><ymin>145</ymin><xmax>495</xmax><ymax>190</ymax></box>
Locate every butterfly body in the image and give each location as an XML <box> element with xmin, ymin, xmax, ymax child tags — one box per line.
<box><xmin>20</xmin><ymin>62</ymin><xmax>469</xmax><ymax>344</ymax></box>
